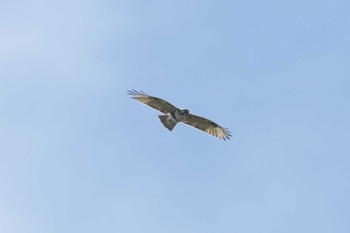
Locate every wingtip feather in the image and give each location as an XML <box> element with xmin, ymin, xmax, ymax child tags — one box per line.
<box><xmin>127</xmin><ymin>89</ymin><xmax>147</xmax><ymax>96</ymax></box>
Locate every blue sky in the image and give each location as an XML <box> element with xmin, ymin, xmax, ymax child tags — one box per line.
<box><xmin>1</xmin><ymin>0</ymin><xmax>349</xmax><ymax>232</ymax></box>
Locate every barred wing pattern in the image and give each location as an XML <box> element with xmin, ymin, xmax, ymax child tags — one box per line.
<box><xmin>127</xmin><ymin>90</ymin><xmax>179</xmax><ymax>114</ymax></box>
<box><xmin>182</xmin><ymin>114</ymin><xmax>231</xmax><ymax>140</ymax></box>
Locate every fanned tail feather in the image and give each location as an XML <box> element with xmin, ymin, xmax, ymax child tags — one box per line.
<box><xmin>158</xmin><ymin>115</ymin><xmax>177</xmax><ymax>131</ymax></box>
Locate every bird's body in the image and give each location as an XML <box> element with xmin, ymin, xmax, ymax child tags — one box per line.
<box><xmin>158</xmin><ymin>109</ymin><xmax>189</xmax><ymax>131</ymax></box>
<box><xmin>127</xmin><ymin>90</ymin><xmax>231</xmax><ymax>140</ymax></box>
<box><xmin>171</xmin><ymin>109</ymin><xmax>189</xmax><ymax>122</ymax></box>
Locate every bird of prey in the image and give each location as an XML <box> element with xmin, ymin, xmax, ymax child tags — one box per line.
<box><xmin>127</xmin><ymin>90</ymin><xmax>231</xmax><ymax>140</ymax></box>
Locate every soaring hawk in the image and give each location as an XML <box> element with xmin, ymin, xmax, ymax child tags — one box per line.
<box><xmin>127</xmin><ymin>90</ymin><xmax>231</xmax><ymax>140</ymax></box>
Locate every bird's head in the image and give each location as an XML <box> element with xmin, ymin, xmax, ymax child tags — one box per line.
<box><xmin>180</xmin><ymin>109</ymin><xmax>189</xmax><ymax>115</ymax></box>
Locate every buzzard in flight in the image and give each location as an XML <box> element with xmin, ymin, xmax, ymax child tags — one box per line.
<box><xmin>127</xmin><ymin>90</ymin><xmax>231</xmax><ymax>140</ymax></box>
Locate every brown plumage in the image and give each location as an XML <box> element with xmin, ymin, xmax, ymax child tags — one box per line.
<box><xmin>181</xmin><ymin>114</ymin><xmax>231</xmax><ymax>140</ymax></box>
<box><xmin>127</xmin><ymin>90</ymin><xmax>178</xmax><ymax>114</ymax></box>
<box><xmin>127</xmin><ymin>89</ymin><xmax>231</xmax><ymax>140</ymax></box>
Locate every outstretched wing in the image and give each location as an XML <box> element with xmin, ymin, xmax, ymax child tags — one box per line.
<box><xmin>182</xmin><ymin>114</ymin><xmax>231</xmax><ymax>140</ymax></box>
<box><xmin>127</xmin><ymin>90</ymin><xmax>179</xmax><ymax>114</ymax></box>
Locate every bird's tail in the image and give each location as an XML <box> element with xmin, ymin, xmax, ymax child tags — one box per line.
<box><xmin>158</xmin><ymin>115</ymin><xmax>177</xmax><ymax>131</ymax></box>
